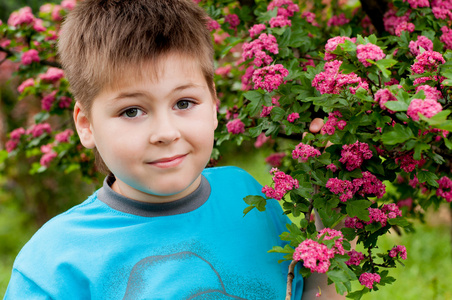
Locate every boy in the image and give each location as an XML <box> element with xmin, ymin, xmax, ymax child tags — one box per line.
<box><xmin>5</xmin><ymin>0</ymin><xmax>342</xmax><ymax>299</ymax></box>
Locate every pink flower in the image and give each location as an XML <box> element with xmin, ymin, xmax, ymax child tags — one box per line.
<box><xmin>346</xmin><ymin>250</ymin><xmax>365</xmax><ymax>266</ymax></box>
<box><xmin>389</xmin><ymin>245</ymin><xmax>407</xmax><ymax>260</ymax></box>
<box><xmin>324</xmin><ymin>36</ymin><xmax>356</xmax><ymax>61</ymax></box>
<box><xmin>41</xmin><ymin>91</ymin><xmax>57</xmax><ymax>111</ymax></box>
<box><xmin>39</xmin><ymin>67</ymin><xmax>64</xmax><ymax>82</ymax></box>
<box><xmin>436</xmin><ymin>176</ymin><xmax>452</xmax><ymax>202</ymax></box>
<box><xmin>403</xmin><ymin>0</ymin><xmax>429</xmax><ymax>8</ymax></box>
<box><xmin>225</xmin><ymin>14</ymin><xmax>240</xmax><ymax>29</ymax></box>
<box><xmin>252</xmin><ymin>64</ymin><xmax>288</xmax><ymax>92</ymax></box>
<box><xmin>265</xmin><ymin>152</ymin><xmax>286</xmax><ymax>167</ymax></box>
<box><xmin>339</xmin><ymin>141</ymin><xmax>373</xmax><ymax>171</ymax></box>
<box><xmin>55</xmin><ymin>129</ymin><xmax>74</xmax><ymax>143</ymax></box>
<box><xmin>383</xmin><ymin>8</ymin><xmax>411</xmax><ymax>35</ymax></box>
<box><xmin>27</xmin><ymin>123</ymin><xmax>52</xmax><ymax>137</ymax></box>
<box><xmin>241</xmin><ymin>66</ymin><xmax>254</xmax><ymax>91</ymax></box>
<box><xmin>8</xmin><ymin>7</ymin><xmax>35</xmax><ymax>27</ymax></box>
<box><xmin>440</xmin><ymin>26</ymin><xmax>452</xmax><ymax>50</ymax></box>
<box><xmin>40</xmin><ymin>151</ymin><xmax>58</xmax><ymax>167</ymax></box>
<box><xmin>242</xmin><ymin>33</ymin><xmax>279</xmax><ymax>67</ymax></box>
<box><xmin>61</xmin><ymin>0</ymin><xmax>77</xmax><ymax>10</ymax></box>
<box><xmin>254</xmin><ymin>133</ymin><xmax>272</xmax><ymax>148</ymax></box>
<box><xmin>59</xmin><ymin>96</ymin><xmax>73</xmax><ymax>108</ymax></box>
<box><xmin>432</xmin><ymin>6</ymin><xmax>452</xmax><ymax>20</ymax></box>
<box><xmin>415</xmin><ymin>85</ymin><xmax>442</xmax><ymax>101</ymax></box>
<box><xmin>292</xmin><ymin>143</ymin><xmax>321</xmax><ymax>162</ymax></box>
<box><xmin>321</xmin><ymin>111</ymin><xmax>346</xmax><ymax>135</ymax></box>
<box><xmin>407</xmin><ymin>98</ymin><xmax>442</xmax><ymax>121</ymax></box>
<box><xmin>293</xmin><ymin>239</ymin><xmax>334</xmax><ymax>273</ymax></box>
<box><xmin>33</xmin><ymin>18</ymin><xmax>46</xmax><ymax>32</ymax></box>
<box><xmin>6</xmin><ymin>140</ymin><xmax>19</xmax><ymax>153</ymax></box>
<box><xmin>51</xmin><ymin>5</ymin><xmax>63</xmax><ymax>21</ymax></box>
<box><xmin>354</xmin><ymin>171</ymin><xmax>386</xmax><ymax>199</ymax></box>
<box><xmin>267</xmin><ymin>0</ymin><xmax>300</xmax><ymax>18</ymax></box>
<box><xmin>17</xmin><ymin>78</ymin><xmax>35</xmax><ymax>93</ymax></box>
<box><xmin>411</xmin><ymin>51</ymin><xmax>445</xmax><ymax>74</ymax></box>
<box><xmin>302</xmin><ymin>12</ymin><xmax>318</xmax><ymax>26</ymax></box>
<box><xmin>260</xmin><ymin>105</ymin><xmax>274</xmax><ymax>117</ymax></box>
<box><xmin>249</xmin><ymin>24</ymin><xmax>266</xmax><ymax>39</ymax></box>
<box><xmin>326</xmin><ymin>163</ymin><xmax>338</xmax><ymax>172</ymax></box>
<box><xmin>356</xmin><ymin>43</ymin><xmax>385</xmax><ymax>67</ymax></box>
<box><xmin>226</xmin><ymin>119</ymin><xmax>245</xmax><ymax>134</ymax></box>
<box><xmin>409</xmin><ymin>36</ymin><xmax>433</xmax><ymax>56</ymax></box>
<box><xmin>10</xmin><ymin>128</ymin><xmax>26</xmax><ymax>140</ymax></box>
<box><xmin>374</xmin><ymin>89</ymin><xmax>397</xmax><ymax>113</ymax></box>
<box><xmin>326</xmin><ymin>178</ymin><xmax>354</xmax><ymax>202</ymax></box>
<box><xmin>21</xmin><ymin>49</ymin><xmax>40</xmax><ymax>65</ymax></box>
<box><xmin>327</xmin><ymin>13</ymin><xmax>350</xmax><ymax>27</ymax></box>
<box><xmin>262</xmin><ymin>168</ymin><xmax>299</xmax><ymax>200</ymax></box>
<box><xmin>287</xmin><ymin>112</ymin><xmax>299</xmax><ymax>123</ymax></box>
<box><xmin>359</xmin><ymin>273</ymin><xmax>381</xmax><ymax>289</ymax></box>
<box><xmin>395</xmin><ymin>22</ymin><xmax>415</xmax><ymax>37</ymax></box>
<box><xmin>207</xmin><ymin>18</ymin><xmax>220</xmax><ymax>31</ymax></box>
<box><xmin>215</xmin><ymin>65</ymin><xmax>232</xmax><ymax>77</ymax></box>
<box><xmin>317</xmin><ymin>228</ymin><xmax>345</xmax><ymax>255</ymax></box>
<box><xmin>395</xmin><ymin>152</ymin><xmax>424</xmax><ymax>172</ymax></box>
<box><xmin>269</xmin><ymin>15</ymin><xmax>292</xmax><ymax>28</ymax></box>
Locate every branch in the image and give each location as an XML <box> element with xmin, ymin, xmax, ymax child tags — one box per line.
<box><xmin>359</xmin><ymin>0</ymin><xmax>389</xmax><ymax>35</ymax></box>
<box><xmin>285</xmin><ymin>260</ymin><xmax>298</xmax><ymax>300</ymax></box>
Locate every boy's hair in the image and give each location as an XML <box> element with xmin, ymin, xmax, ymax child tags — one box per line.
<box><xmin>58</xmin><ymin>0</ymin><xmax>215</xmax><ymax>174</ymax></box>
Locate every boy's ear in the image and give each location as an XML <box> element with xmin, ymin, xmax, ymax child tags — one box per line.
<box><xmin>73</xmin><ymin>102</ymin><xmax>96</xmax><ymax>149</ymax></box>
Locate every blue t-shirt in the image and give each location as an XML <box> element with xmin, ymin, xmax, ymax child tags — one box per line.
<box><xmin>4</xmin><ymin>166</ymin><xmax>303</xmax><ymax>299</ymax></box>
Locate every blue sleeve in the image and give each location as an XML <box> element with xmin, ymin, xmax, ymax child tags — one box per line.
<box><xmin>3</xmin><ymin>269</ymin><xmax>51</xmax><ymax>300</ymax></box>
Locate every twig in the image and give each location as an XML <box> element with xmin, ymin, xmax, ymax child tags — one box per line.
<box><xmin>286</xmin><ymin>260</ymin><xmax>298</xmax><ymax>300</ymax></box>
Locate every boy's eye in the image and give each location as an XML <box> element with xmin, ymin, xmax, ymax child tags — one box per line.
<box><xmin>175</xmin><ymin>100</ymin><xmax>193</xmax><ymax>110</ymax></box>
<box><xmin>121</xmin><ymin>108</ymin><xmax>143</xmax><ymax>118</ymax></box>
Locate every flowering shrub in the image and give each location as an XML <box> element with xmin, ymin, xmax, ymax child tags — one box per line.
<box><xmin>1</xmin><ymin>0</ymin><xmax>452</xmax><ymax>298</ymax></box>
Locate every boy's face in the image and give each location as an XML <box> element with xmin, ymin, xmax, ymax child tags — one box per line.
<box><xmin>74</xmin><ymin>54</ymin><xmax>218</xmax><ymax>203</ymax></box>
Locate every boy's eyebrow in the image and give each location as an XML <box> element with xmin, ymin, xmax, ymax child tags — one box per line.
<box><xmin>111</xmin><ymin>83</ymin><xmax>205</xmax><ymax>101</ymax></box>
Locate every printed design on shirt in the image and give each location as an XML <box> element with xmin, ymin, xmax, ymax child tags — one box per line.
<box><xmin>122</xmin><ymin>251</ymin><xmax>247</xmax><ymax>300</ymax></box>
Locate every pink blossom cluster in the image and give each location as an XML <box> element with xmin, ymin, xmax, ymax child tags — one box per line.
<box><xmin>7</xmin><ymin>7</ymin><xmax>46</xmax><ymax>32</ymax></box>
<box><xmin>39</xmin><ymin>3</ymin><xmax>65</xmax><ymax>22</ymax></box>
<box><xmin>6</xmin><ymin>123</ymin><xmax>52</xmax><ymax>152</ymax></box>
<box><xmin>432</xmin><ymin>0</ymin><xmax>452</xmax><ymax>20</ymax></box>
<box><xmin>416</xmin><ymin>85</ymin><xmax>442</xmax><ymax>101</ymax></box>
<box><xmin>252</xmin><ymin>64</ymin><xmax>288</xmax><ymax>92</ymax></box>
<box><xmin>215</xmin><ymin>65</ymin><xmax>232</xmax><ymax>77</ymax></box>
<box><xmin>327</xmin><ymin>172</ymin><xmax>386</xmax><ymax>202</ymax></box>
<box><xmin>317</xmin><ymin>228</ymin><xmax>345</xmax><ymax>255</ymax></box>
<box><xmin>440</xmin><ymin>26</ymin><xmax>452</xmax><ymax>50</ymax></box>
<box><xmin>326</xmin><ymin>163</ymin><xmax>338</xmax><ymax>172</ymax></box>
<box><xmin>226</xmin><ymin>119</ymin><xmax>245</xmax><ymax>134</ymax></box>
<box><xmin>269</xmin><ymin>15</ymin><xmax>292</xmax><ymax>28</ymax></box>
<box><xmin>61</xmin><ymin>0</ymin><xmax>76</xmax><ymax>11</ymax></box>
<box><xmin>345</xmin><ymin>249</ymin><xmax>365</xmax><ymax>266</ymax></box>
<box><xmin>39</xmin><ymin>67</ymin><xmax>65</xmax><ymax>82</ymax></box>
<box><xmin>261</xmin><ymin>105</ymin><xmax>274</xmax><ymax>117</ymax></box>
<box><xmin>40</xmin><ymin>144</ymin><xmax>58</xmax><ymax>167</ymax></box>
<box><xmin>17</xmin><ymin>78</ymin><xmax>35</xmax><ymax>93</ymax></box>
<box><xmin>374</xmin><ymin>89</ymin><xmax>397</xmax><ymax>113</ymax></box>
<box><xmin>293</xmin><ymin>239</ymin><xmax>334</xmax><ymax>273</ymax></box>
<box><xmin>409</xmin><ymin>175</ymin><xmax>429</xmax><ymax>194</ymax></box>
<box><xmin>265</xmin><ymin>152</ymin><xmax>286</xmax><ymax>167</ymax></box>
<box><xmin>254</xmin><ymin>133</ymin><xmax>272</xmax><ymax>148</ymax></box>
<box><xmin>356</xmin><ymin>43</ymin><xmax>385</xmax><ymax>67</ymax></box>
<box><xmin>55</xmin><ymin>129</ymin><xmax>74</xmax><ymax>143</ymax></box>
<box><xmin>292</xmin><ymin>142</ymin><xmax>321</xmax><ymax>162</ymax></box>
<box><xmin>403</xmin><ymin>0</ymin><xmax>429</xmax><ymax>9</ymax></box>
<box><xmin>324</xmin><ymin>36</ymin><xmax>356</xmax><ymax>61</ymax></box>
<box><xmin>312</xmin><ymin>60</ymin><xmax>369</xmax><ymax>95</ymax></box>
<box><xmin>241</xmin><ymin>66</ymin><xmax>254</xmax><ymax>90</ymax></box>
<box><xmin>41</xmin><ymin>91</ymin><xmax>57</xmax><ymax>111</ymax></box>
<box><xmin>359</xmin><ymin>273</ymin><xmax>381</xmax><ymax>289</ymax></box>
<box><xmin>339</xmin><ymin>141</ymin><xmax>373</xmax><ymax>171</ymax></box>
<box><xmin>321</xmin><ymin>111</ymin><xmax>347</xmax><ymax>135</ymax></box>
<box><xmin>59</xmin><ymin>96</ymin><xmax>73</xmax><ymax>109</ymax></box>
<box><xmin>412</xmin><ymin>75</ymin><xmax>446</xmax><ymax>86</ymax></box>
<box><xmin>242</xmin><ymin>33</ymin><xmax>279</xmax><ymax>67</ymax></box>
<box><xmin>383</xmin><ymin>8</ymin><xmax>411</xmax><ymax>35</ymax></box>
<box><xmin>397</xmin><ymin>198</ymin><xmax>413</xmax><ymax>209</ymax></box>
<box><xmin>301</xmin><ymin>12</ymin><xmax>318</xmax><ymax>26</ymax></box>
<box><xmin>409</xmin><ymin>36</ymin><xmax>433</xmax><ymax>56</ymax></box>
<box><xmin>407</xmin><ymin>98</ymin><xmax>442</xmax><ymax>121</ymax></box>
<box><xmin>21</xmin><ymin>49</ymin><xmax>40</xmax><ymax>65</ymax></box>
<box><xmin>389</xmin><ymin>245</ymin><xmax>407</xmax><ymax>260</ymax></box>
<box><xmin>225</xmin><ymin>14</ymin><xmax>240</xmax><ymax>29</ymax></box>
<box><xmin>267</xmin><ymin>0</ymin><xmax>300</xmax><ymax>18</ymax></box>
<box><xmin>395</xmin><ymin>152</ymin><xmax>425</xmax><ymax>172</ymax></box>
<box><xmin>5</xmin><ymin>128</ymin><xmax>26</xmax><ymax>152</ymax></box>
<box><xmin>249</xmin><ymin>24</ymin><xmax>266</xmax><ymax>39</ymax></box>
<box><xmin>207</xmin><ymin>18</ymin><xmax>220</xmax><ymax>31</ymax></box>
<box><xmin>27</xmin><ymin>123</ymin><xmax>52</xmax><ymax>138</ymax></box>
<box><xmin>395</xmin><ymin>21</ymin><xmax>415</xmax><ymax>37</ymax></box>
<box><xmin>345</xmin><ymin>204</ymin><xmax>402</xmax><ymax>229</ymax></box>
<box><xmin>436</xmin><ymin>176</ymin><xmax>452</xmax><ymax>202</ymax></box>
<box><xmin>420</xmin><ymin>128</ymin><xmax>449</xmax><ymax>142</ymax></box>
<box><xmin>327</xmin><ymin>13</ymin><xmax>350</xmax><ymax>27</ymax></box>
<box><xmin>262</xmin><ymin>168</ymin><xmax>299</xmax><ymax>200</ymax></box>
<box><xmin>411</xmin><ymin>51</ymin><xmax>445</xmax><ymax>74</ymax></box>
<box><xmin>287</xmin><ymin>112</ymin><xmax>299</xmax><ymax>123</ymax></box>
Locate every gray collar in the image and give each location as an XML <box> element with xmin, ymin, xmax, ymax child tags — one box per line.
<box><xmin>97</xmin><ymin>175</ymin><xmax>211</xmax><ymax>217</ymax></box>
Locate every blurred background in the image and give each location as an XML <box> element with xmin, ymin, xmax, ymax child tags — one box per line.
<box><xmin>0</xmin><ymin>1</ymin><xmax>451</xmax><ymax>299</ymax></box>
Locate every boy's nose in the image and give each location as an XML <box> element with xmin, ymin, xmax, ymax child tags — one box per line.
<box><xmin>149</xmin><ymin>115</ymin><xmax>181</xmax><ymax>144</ymax></box>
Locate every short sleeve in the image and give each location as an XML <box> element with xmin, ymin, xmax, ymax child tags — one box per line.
<box><xmin>3</xmin><ymin>269</ymin><xmax>51</xmax><ymax>300</ymax></box>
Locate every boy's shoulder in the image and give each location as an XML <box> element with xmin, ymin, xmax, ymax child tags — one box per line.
<box><xmin>202</xmin><ymin>165</ymin><xmax>258</xmax><ymax>183</ymax></box>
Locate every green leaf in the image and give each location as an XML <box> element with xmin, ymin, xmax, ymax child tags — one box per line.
<box><xmin>244</xmin><ymin>90</ymin><xmax>264</xmax><ymax>116</ymax></box>
<box><xmin>388</xmin><ymin>217</ymin><xmax>410</xmax><ymax>227</ymax></box>
<box><xmin>0</xmin><ymin>150</ymin><xmax>8</xmax><ymax>164</ymax></box>
<box><xmin>268</xmin><ymin>244</ymin><xmax>294</xmax><ymax>254</ymax></box>
<box><xmin>413</xmin><ymin>143</ymin><xmax>429</xmax><ymax>160</ymax></box>
<box><xmin>270</xmin><ymin>106</ymin><xmax>286</xmax><ymax>122</ymax></box>
<box><xmin>346</xmin><ymin>200</ymin><xmax>371</xmax><ymax>221</ymax></box>
<box><xmin>417</xmin><ymin>170</ymin><xmax>439</xmax><ymax>188</ymax></box>
<box><xmin>243</xmin><ymin>195</ymin><xmax>267</xmax><ymax>213</ymax></box>
<box><xmin>381</xmin><ymin>123</ymin><xmax>414</xmax><ymax>145</ymax></box>
<box><xmin>444</xmin><ymin>137</ymin><xmax>452</xmax><ymax>150</ymax></box>
<box><xmin>384</xmin><ymin>100</ymin><xmax>409</xmax><ymax>111</ymax></box>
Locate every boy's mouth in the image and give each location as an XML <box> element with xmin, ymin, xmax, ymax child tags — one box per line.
<box><xmin>147</xmin><ymin>154</ymin><xmax>187</xmax><ymax>168</ymax></box>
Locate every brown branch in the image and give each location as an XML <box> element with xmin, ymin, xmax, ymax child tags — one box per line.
<box><xmin>286</xmin><ymin>260</ymin><xmax>298</xmax><ymax>300</ymax></box>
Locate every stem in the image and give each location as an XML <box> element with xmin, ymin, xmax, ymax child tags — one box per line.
<box><xmin>286</xmin><ymin>260</ymin><xmax>298</xmax><ymax>300</ymax></box>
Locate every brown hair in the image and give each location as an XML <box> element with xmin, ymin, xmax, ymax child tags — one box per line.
<box><xmin>58</xmin><ymin>0</ymin><xmax>215</xmax><ymax>174</ymax></box>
